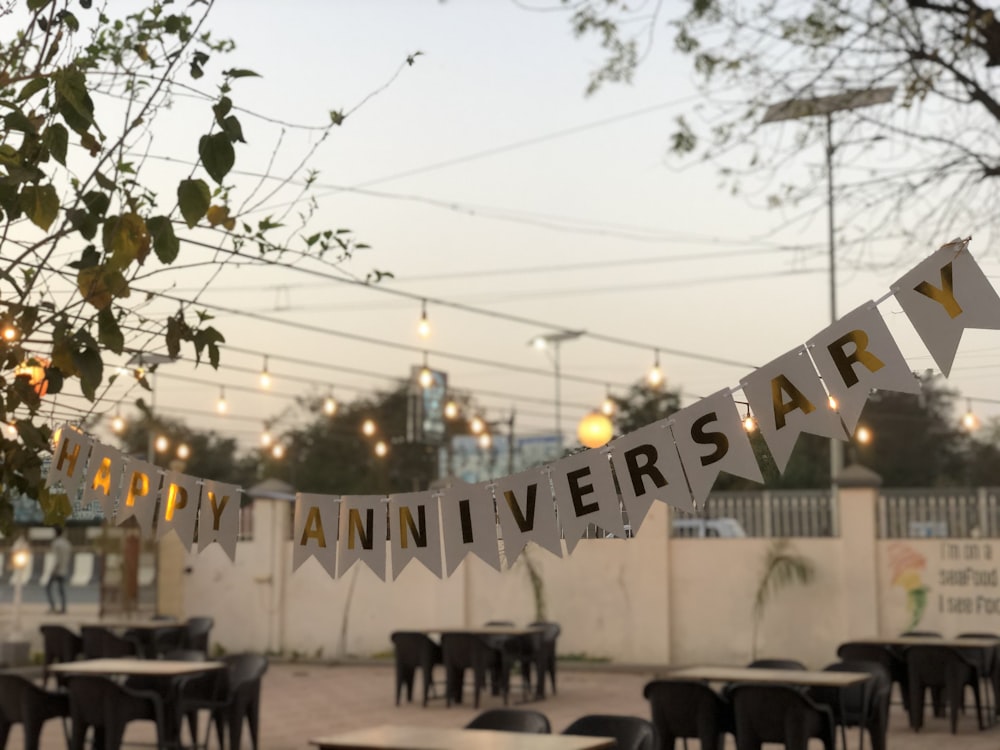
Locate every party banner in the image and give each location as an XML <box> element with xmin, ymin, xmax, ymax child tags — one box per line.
<box><xmin>115</xmin><ymin>457</ymin><xmax>161</xmax><ymax>536</ymax></box>
<box><xmin>609</xmin><ymin>418</ymin><xmax>694</xmax><ymax>534</ymax></box>
<box><xmin>156</xmin><ymin>470</ymin><xmax>201</xmax><ymax>550</ymax></box>
<box><xmin>893</xmin><ymin>240</ymin><xmax>1000</xmax><ymax>376</ymax></box>
<box><xmin>550</xmin><ymin>448</ymin><xmax>624</xmax><ymax>553</ymax></box>
<box><xmin>337</xmin><ymin>495</ymin><xmax>388</xmax><ymax>581</ymax></box>
<box><xmin>388</xmin><ymin>491</ymin><xmax>443</xmax><ymax>579</ymax></box>
<box><xmin>438</xmin><ymin>480</ymin><xmax>502</xmax><ymax>576</ymax></box>
<box><xmin>494</xmin><ymin>467</ymin><xmax>562</xmax><ymax>565</ymax></box>
<box><xmin>671</xmin><ymin>389</ymin><xmax>763</xmax><ymax>508</ymax></box>
<box><xmin>807</xmin><ymin>302</ymin><xmax>921</xmax><ymax>434</ymax></box>
<box><xmin>197</xmin><ymin>480</ymin><xmax>241</xmax><ymax>562</ymax></box>
<box><xmin>47</xmin><ymin>425</ymin><xmax>92</xmax><ymax>496</ymax></box>
<box><xmin>80</xmin><ymin>442</ymin><xmax>125</xmax><ymax>520</ymax></box>
<box><xmin>742</xmin><ymin>346</ymin><xmax>849</xmax><ymax>473</ymax></box>
<box><xmin>292</xmin><ymin>493</ymin><xmax>339</xmax><ymax>577</ymax></box>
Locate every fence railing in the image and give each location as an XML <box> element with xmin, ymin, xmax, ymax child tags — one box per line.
<box><xmin>877</xmin><ymin>488</ymin><xmax>1000</xmax><ymax>538</ymax></box>
<box><xmin>672</xmin><ymin>489</ymin><xmax>835</xmax><ymax>538</ymax></box>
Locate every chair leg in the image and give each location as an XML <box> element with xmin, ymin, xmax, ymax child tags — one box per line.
<box><xmin>908</xmin><ymin>679</ymin><xmax>924</xmax><ymax>731</ymax></box>
<box><xmin>248</xmin><ymin>698</ymin><xmax>261</xmax><ymax>750</ymax></box>
<box><xmin>0</xmin><ymin>720</ymin><xmax>10</xmax><ymax>750</ymax></box>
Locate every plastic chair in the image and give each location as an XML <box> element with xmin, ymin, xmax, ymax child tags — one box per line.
<box><xmin>466</xmin><ymin>708</ymin><xmax>551</xmax><ymax>733</ymax></box>
<box><xmin>0</xmin><ymin>673</ymin><xmax>70</xmax><ymax>750</ymax></box>
<box><xmin>836</xmin><ymin>641</ymin><xmax>906</xmax><ymax>712</ymax></box>
<box><xmin>183</xmin><ymin>617</ymin><xmax>214</xmax><ymax>652</ymax></box>
<box><xmin>39</xmin><ymin>625</ymin><xmax>82</xmax><ymax>687</ymax></box>
<box><xmin>809</xmin><ymin>661</ymin><xmax>891</xmax><ymax>750</ymax></box>
<box><xmin>905</xmin><ymin>644</ymin><xmax>985</xmax><ymax>733</ymax></box>
<box><xmin>441</xmin><ymin>632</ymin><xmax>508</xmax><ymax>708</ymax></box>
<box><xmin>729</xmin><ymin>683</ymin><xmax>835</xmax><ymax>750</ymax></box>
<box><xmin>901</xmin><ymin>631</ymin><xmax>942</xmax><ymax>637</ymax></box>
<box><xmin>562</xmin><ymin>714</ymin><xmax>657</xmax><ymax>750</ymax></box>
<box><xmin>79</xmin><ymin>626</ymin><xmax>140</xmax><ymax>659</ymax></box>
<box><xmin>66</xmin><ymin>675</ymin><xmax>165</xmax><ymax>750</ymax></box>
<box><xmin>747</xmin><ymin>658</ymin><xmax>808</xmax><ymax>670</ymax></box>
<box><xmin>643</xmin><ymin>679</ymin><xmax>733</xmax><ymax>750</ymax></box>
<box><xmin>390</xmin><ymin>631</ymin><xmax>442</xmax><ymax>707</ymax></box>
<box><xmin>528</xmin><ymin>621</ymin><xmax>560</xmax><ymax>698</ymax></box>
<box><xmin>957</xmin><ymin>632</ymin><xmax>998</xmax><ymax>720</ymax></box>
<box><xmin>177</xmin><ymin>652</ymin><xmax>268</xmax><ymax>750</ymax></box>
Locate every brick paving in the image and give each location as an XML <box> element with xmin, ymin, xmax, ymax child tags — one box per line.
<box><xmin>12</xmin><ymin>659</ymin><xmax>1000</xmax><ymax>749</ymax></box>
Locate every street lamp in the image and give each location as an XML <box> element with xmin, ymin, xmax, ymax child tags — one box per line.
<box><xmin>528</xmin><ymin>329</ymin><xmax>584</xmax><ymax>450</ymax></box>
<box><xmin>762</xmin><ymin>86</ymin><xmax>895</xmax><ymax>493</ymax></box>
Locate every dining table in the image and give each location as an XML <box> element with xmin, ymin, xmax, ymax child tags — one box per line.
<box><xmin>310</xmin><ymin>724</ymin><xmax>616</xmax><ymax>750</ymax></box>
<box><xmin>665</xmin><ymin>665</ymin><xmax>871</xmax><ymax>688</ymax></box>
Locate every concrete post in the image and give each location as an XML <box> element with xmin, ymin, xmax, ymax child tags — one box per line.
<box><xmin>247</xmin><ymin>478</ymin><xmax>294</xmax><ymax>656</ymax></box>
<box><xmin>837</xmin><ymin>463</ymin><xmax>882</xmax><ymax>638</ymax></box>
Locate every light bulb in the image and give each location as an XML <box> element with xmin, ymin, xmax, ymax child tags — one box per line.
<box><xmin>2</xmin><ymin>325</ymin><xmax>18</xmax><ymax>341</ymax></box>
<box><xmin>155</xmin><ymin>435</ymin><xmax>169</xmax><ymax>453</ymax></box>
<box><xmin>271</xmin><ymin>444</ymin><xmax>285</xmax><ymax>460</ymax></box>
<box><xmin>419</xmin><ymin>366</ymin><xmax>433</xmax><ymax>388</ymax></box>
<box><xmin>647</xmin><ymin>364</ymin><xmax>664</xmax><ymax>388</ymax></box>
<box><xmin>176</xmin><ymin>443</ymin><xmax>190</xmax><ymax>460</ymax></box>
<box><xmin>374</xmin><ymin>440</ymin><xmax>388</xmax><ymax>457</ymax></box>
<box><xmin>362</xmin><ymin>418</ymin><xmax>376</xmax><ymax>437</ymax></box>
<box><xmin>418</xmin><ymin>303</ymin><xmax>431</xmax><ymax>339</ymax></box>
<box><xmin>259</xmin><ymin>356</ymin><xmax>271</xmax><ymax>389</ymax></box>
<box><xmin>444</xmin><ymin>401</ymin><xmax>459</xmax><ymax>420</ymax></box>
<box><xmin>111</xmin><ymin>415</ymin><xmax>125</xmax><ymax>434</ymax></box>
<box><xmin>478</xmin><ymin>433</ymin><xmax>492</xmax><ymax>449</ymax></box>
<box><xmin>4</xmin><ymin>422</ymin><xmax>18</xmax><ymax>440</ymax></box>
<box><xmin>216</xmin><ymin>388</ymin><xmax>228</xmax><ymax>414</ymax></box>
<box><xmin>856</xmin><ymin>425</ymin><xmax>873</xmax><ymax>445</ymax></box>
<box><xmin>260</xmin><ymin>430</ymin><xmax>273</xmax><ymax>447</ymax></box>
<box><xmin>470</xmin><ymin>416</ymin><xmax>485</xmax><ymax>434</ymax></box>
<box><xmin>828</xmin><ymin>395</ymin><xmax>838</xmax><ymax>411</ymax></box>
<box><xmin>743</xmin><ymin>415</ymin><xmax>757</xmax><ymax>432</ymax></box>
<box><xmin>963</xmin><ymin>410</ymin><xmax>980</xmax><ymax>431</ymax></box>
<box><xmin>323</xmin><ymin>396</ymin><xmax>337</xmax><ymax>416</ymax></box>
<box><xmin>601</xmin><ymin>396</ymin><xmax>615</xmax><ymax>416</ymax></box>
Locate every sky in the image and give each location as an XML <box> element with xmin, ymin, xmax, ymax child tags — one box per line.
<box><xmin>37</xmin><ymin>0</ymin><xmax>1000</xmax><ymax>464</ymax></box>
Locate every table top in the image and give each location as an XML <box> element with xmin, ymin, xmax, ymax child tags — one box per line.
<box><xmin>89</xmin><ymin>619</ymin><xmax>187</xmax><ymax>631</ymax></box>
<box><xmin>854</xmin><ymin>636</ymin><xmax>1000</xmax><ymax>648</ymax></box>
<box><xmin>667</xmin><ymin>666</ymin><xmax>871</xmax><ymax>687</ymax></box>
<box><xmin>49</xmin><ymin>658</ymin><xmax>224</xmax><ymax>676</ymax></box>
<box><xmin>310</xmin><ymin>725</ymin><xmax>615</xmax><ymax>750</ymax></box>
<box><xmin>418</xmin><ymin>626</ymin><xmax>545</xmax><ymax>637</ymax></box>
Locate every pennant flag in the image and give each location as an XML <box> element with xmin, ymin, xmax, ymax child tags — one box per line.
<box><xmin>550</xmin><ymin>449</ymin><xmax>624</xmax><ymax>553</ymax></box>
<box><xmin>439</xmin><ymin>480</ymin><xmax>502</xmax><ymax>576</ymax></box>
<box><xmin>81</xmin><ymin>443</ymin><xmax>125</xmax><ymax>520</ymax></box>
<box><xmin>47</xmin><ymin>425</ymin><xmax>92</xmax><ymax>496</ymax></box>
<box><xmin>671</xmin><ymin>389</ymin><xmax>763</xmax><ymax>507</ymax></box>
<box><xmin>116</xmin><ymin>457</ymin><xmax>162</xmax><ymax>536</ymax></box>
<box><xmin>494</xmin><ymin>467</ymin><xmax>562</xmax><ymax>565</ymax></box>
<box><xmin>197</xmin><ymin>480</ymin><xmax>241</xmax><ymax>562</ymax></box>
<box><xmin>156</xmin><ymin>470</ymin><xmax>201</xmax><ymax>551</ymax></box>
<box><xmin>807</xmin><ymin>302</ymin><xmax>921</xmax><ymax>434</ymax></box>
<box><xmin>338</xmin><ymin>495</ymin><xmax>388</xmax><ymax>581</ymax></box>
<box><xmin>292</xmin><ymin>493</ymin><xmax>339</xmax><ymax>577</ymax></box>
<box><xmin>609</xmin><ymin>418</ymin><xmax>694</xmax><ymax>535</ymax></box>
<box><xmin>893</xmin><ymin>239</ymin><xmax>1000</xmax><ymax>376</ymax></box>
<box><xmin>389</xmin><ymin>491</ymin><xmax>443</xmax><ymax>579</ymax></box>
<box><xmin>742</xmin><ymin>347</ymin><xmax>849</xmax><ymax>474</ymax></box>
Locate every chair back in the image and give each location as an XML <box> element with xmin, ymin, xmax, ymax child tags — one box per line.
<box><xmin>440</xmin><ymin>632</ymin><xmax>496</xmax><ymax>670</ymax></box>
<box><xmin>643</xmin><ymin>679</ymin><xmax>731</xmax><ymax>741</ymax></box>
<box><xmin>184</xmin><ymin>617</ymin><xmax>214</xmax><ymax>651</ymax></box>
<box><xmin>391</xmin><ymin>631</ymin><xmax>442</xmax><ymax>669</ymax></box>
<box><xmin>104</xmin><ymin>630</ymin><xmax>140</xmax><ymax>658</ymax></box>
<box><xmin>466</xmin><ymin>708</ymin><xmax>551</xmax><ymax>733</ymax></box>
<box><xmin>747</xmin><ymin>658</ymin><xmax>807</xmax><ymax>670</ymax></box>
<box><xmin>484</xmin><ymin>620</ymin><xmax>516</xmax><ymax>627</ymax></box>
<box><xmin>563</xmin><ymin>714</ymin><xmax>657</xmax><ymax>750</ymax></box>
<box><xmin>67</xmin><ymin>676</ymin><xmax>118</xmax><ymax>725</ymax></box>
<box><xmin>905</xmin><ymin>644</ymin><xmax>970</xmax><ymax>687</ymax></box>
<box><xmin>224</xmin><ymin>652</ymin><xmax>269</xmax><ymax>695</ymax></box>
<box><xmin>0</xmin><ymin>672</ymin><xmax>68</xmax><ymax>728</ymax></box>
<box><xmin>901</xmin><ymin>630</ymin><xmax>942</xmax><ymax>638</ymax></box>
<box><xmin>40</xmin><ymin>624</ymin><xmax>83</xmax><ymax>666</ymax></box>
<box><xmin>811</xmin><ymin>661</ymin><xmax>889</xmax><ymax>725</ymax></box>
<box><xmin>836</xmin><ymin>642</ymin><xmax>895</xmax><ymax>671</ymax></box>
<box><xmin>0</xmin><ymin>673</ymin><xmax>31</xmax><ymax>722</ymax></box>
<box><xmin>729</xmin><ymin>683</ymin><xmax>834</xmax><ymax>747</ymax></box>
<box><xmin>80</xmin><ymin>625</ymin><xmax>108</xmax><ymax>659</ymax></box>
<box><xmin>163</xmin><ymin>649</ymin><xmax>209</xmax><ymax>661</ymax></box>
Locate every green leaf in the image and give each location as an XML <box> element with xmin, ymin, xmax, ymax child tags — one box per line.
<box><xmin>59</xmin><ymin>10</ymin><xmax>79</xmax><ymax>31</ymax></box>
<box><xmin>81</xmin><ymin>190</ymin><xmax>109</xmax><ymax>216</ymax></box>
<box><xmin>67</xmin><ymin>245</ymin><xmax>100</xmax><ymax>270</ymax></box>
<box><xmin>16</xmin><ymin>419</ymin><xmax>47</xmax><ymax>452</ymax></box>
<box><xmin>212</xmin><ymin>96</ymin><xmax>232</xmax><ymax>123</ymax></box>
<box><xmin>221</xmin><ymin>115</ymin><xmax>245</xmax><ymax>143</ymax></box>
<box><xmin>42</xmin><ymin>124</ymin><xmax>68</xmax><ymax>165</ymax></box>
<box><xmin>71</xmin><ymin>346</ymin><xmax>103</xmax><ymax>400</ymax></box>
<box><xmin>38</xmin><ymin>486</ymin><xmax>73</xmax><ymax>527</ymax></box>
<box><xmin>102</xmin><ymin>213</ymin><xmax>150</xmax><ymax>270</ymax></box>
<box><xmin>177</xmin><ymin>178</ymin><xmax>210</xmax><ymax>227</ymax></box>
<box><xmin>193</xmin><ymin>326</ymin><xmax>225</xmax><ymax>368</ymax></box>
<box><xmin>148</xmin><ymin>215</ymin><xmax>180</xmax><ymax>263</ymax></box>
<box><xmin>224</xmin><ymin>68</ymin><xmax>261</xmax><ymax>79</ymax></box>
<box><xmin>65</xmin><ymin>207</ymin><xmax>98</xmax><ymax>239</ymax></box>
<box><xmin>17</xmin><ymin>77</ymin><xmax>48</xmax><ymax>102</ymax></box>
<box><xmin>19</xmin><ymin>185</ymin><xmax>59</xmax><ymax>230</ymax></box>
<box><xmin>43</xmin><ymin>366</ymin><xmax>63</xmax><ymax>395</ymax></box>
<box><xmin>27</xmin><ymin>0</ymin><xmax>53</xmax><ymax>10</ymax></box>
<box><xmin>97</xmin><ymin>307</ymin><xmax>124</xmax><ymax>354</ymax></box>
<box><xmin>198</xmin><ymin>132</ymin><xmax>235</xmax><ymax>184</ymax></box>
<box><xmin>53</xmin><ymin>67</ymin><xmax>95</xmax><ymax>135</ymax></box>
<box><xmin>95</xmin><ymin>171</ymin><xmax>115</xmax><ymax>191</ymax></box>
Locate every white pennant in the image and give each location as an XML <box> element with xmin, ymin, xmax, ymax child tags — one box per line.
<box><xmin>197</xmin><ymin>480</ymin><xmax>241</xmax><ymax>562</ymax></box>
<box><xmin>742</xmin><ymin>347</ymin><xmax>849</xmax><ymax>474</ymax></box>
<box><xmin>156</xmin><ymin>470</ymin><xmax>201</xmax><ymax>551</ymax></box>
<box><xmin>80</xmin><ymin>442</ymin><xmax>124</xmax><ymax>520</ymax></box>
<box><xmin>389</xmin><ymin>491</ymin><xmax>443</xmax><ymax>579</ymax></box>
<box><xmin>550</xmin><ymin>449</ymin><xmax>624</xmax><ymax>553</ymax></box>
<box><xmin>439</xmin><ymin>480</ymin><xmax>502</xmax><ymax>576</ymax></box>
<box><xmin>671</xmin><ymin>389</ymin><xmax>763</xmax><ymax>507</ymax></box>
<box><xmin>337</xmin><ymin>495</ymin><xmax>388</xmax><ymax>581</ymax></box>
<box><xmin>47</xmin><ymin>425</ymin><xmax>92</xmax><ymax>496</ymax></box>
<box><xmin>494</xmin><ymin>467</ymin><xmax>562</xmax><ymax>566</ymax></box>
<box><xmin>893</xmin><ymin>239</ymin><xmax>1000</xmax><ymax>376</ymax></box>
<box><xmin>807</xmin><ymin>302</ymin><xmax>921</xmax><ymax>434</ymax></box>
<box><xmin>115</xmin><ymin>457</ymin><xmax>161</xmax><ymax>537</ymax></box>
<box><xmin>609</xmin><ymin>418</ymin><xmax>694</xmax><ymax>534</ymax></box>
<box><xmin>292</xmin><ymin>493</ymin><xmax>339</xmax><ymax>578</ymax></box>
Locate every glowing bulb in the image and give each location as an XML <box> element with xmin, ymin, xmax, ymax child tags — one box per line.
<box><xmin>216</xmin><ymin>388</ymin><xmax>228</xmax><ymax>414</ymax></box>
<box><xmin>419</xmin><ymin>366</ymin><xmax>433</xmax><ymax>388</ymax></box>
<box><xmin>323</xmin><ymin>396</ymin><xmax>337</xmax><ymax>416</ymax></box>
<box><xmin>260</xmin><ymin>430</ymin><xmax>273</xmax><ymax>448</ymax></box>
<box><xmin>418</xmin><ymin>305</ymin><xmax>430</xmax><ymax>338</ymax></box>
<box><xmin>444</xmin><ymin>401</ymin><xmax>459</xmax><ymax>420</ymax></box>
<box><xmin>271</xmin><ymin>444</ymin><xmax>285</xmax><ymax>460</ymax></box>
<box><xmin>601</xmin><ymin>396</ymin><xmax>616</xmax><ymax>416</ymax></box>
<box><xmin>647</xmin><ymin>364</ymin><xmax>664</xmax><ymax>388</ymax></box>
<box><xmin>470</xmin><ymin>416</ymin><xmax>485</xmax><ymax>434</ymax></box>
<box><xmin>478</xmin><ymin>433</ymin><xmax>492</xmax><ymax>449</ymax></box>
<box><xmin>260</xmin><ymin>371</ymin><xmax>271</xmax><ymax>389</ymax></box>
<box><xmin>4</xmin><ymin>422</ymin><xmax>18</xmax><ymax>440</ymax></box>
<box><xmin>828</xmin><ymin>395</ymin><xmax>839</xmax><ymax>411</ymax></box>
<box><xmin>743</xmin><ymin>415</ymin><xmax>757</xmax><ymax>432</ymax></box>
<box><xmin>155</xmin><ymin>435</ymin><xmax>169</xmax><ymax>453</ymax></box>
<box><xmin>964</xmin><ymin>410</ymin><xmax>980</xmax><ymax>431</ymax></box>
<box><xmin>11</xmin><ymin>547</ymin><xmax>29</xmax><ymax>569</ymax></box>
<box><xmin>2</xmin><ymin>325</ymin><xmax>17</xmax><ymax>341</ymax></box>
<box><xmin>577</xmin><ymin>411</ymin><xmax>613</xmax><ymax>449</ymax></box>
<box><xmin>362</xmin><ymin>418</ymin><xmax>376</xmax><ymax>437</ymax></box>
<box><xmin>134</xmin><ymin>367</ymin><xmax>146</xmax><ymax>380</ymax></box>
<box><xmin>176</xmin><ymin>443</ymin><xmax>190</xmax><ymax>460</ymax></box>
<box><xmin>111</xmin><ymin>415</ymin><xmax>125</xmax><ymax>434</ymax></box>
<box><xmin>374</xmin><ymin>440</ymin><xmax>388</xmax><ymax>457</ymax></box>
<box><xmin>531</xmin><ymin>336</ymin><xmax>547</xmax><ymax>350</ymax></box>
<box><xmin>856</xmin><ymin>425</ymin><xmax>873</xmax><ymax>445</ymax></box>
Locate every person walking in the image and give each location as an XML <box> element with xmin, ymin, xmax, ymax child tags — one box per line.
<box><xmin>47</xmin><ymin>527</ymin><xmax>72</xmax><ymax>614</ymax></box>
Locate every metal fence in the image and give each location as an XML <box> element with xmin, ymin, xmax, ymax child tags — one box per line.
<box><xmin>672</xmin><ymin>489</ymin><xmax>835</xmax><ymax>538</ymax></box>
<box><xmin>877</xmin><ymin>487</ymin><xmax>1000</xmax><ymax>538</ymax></box>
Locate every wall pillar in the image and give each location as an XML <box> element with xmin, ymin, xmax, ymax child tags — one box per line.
<box><xmin>837</xmin><ymin>463</ymin><xmax>882</xmax><ymax>638</ymax></box>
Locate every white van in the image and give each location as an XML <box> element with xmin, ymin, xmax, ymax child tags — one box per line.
<box><xmin>672</xmin><ymin>518</ymin><xmax>747</xmax><ymax>538</ymax></box>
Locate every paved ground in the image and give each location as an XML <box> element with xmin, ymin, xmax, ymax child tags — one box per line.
<box><xmin>9</xmin><ymin>659</ymin><xmax>1000</xmax><ymax>749</ymax></box>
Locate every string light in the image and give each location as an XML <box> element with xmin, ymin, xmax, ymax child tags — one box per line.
<box><xmin>418</xmin><ymin>352</ymin><xmax>433</xmax><ymax>389</ymax></box>
<box><xmin>323</xmin><ymin>395</ymin><xmax>338</xmax><ymax>416</ymax></box>
<box><xmin>2</xmin><ymin>324</ymin><xmax>18</xmax><ymax>342</ymax></box>
<box><xmin>259</xmin><ymin>356</ymin><xmax>271</xmax><ymax>390</ymax></box>
<box><xmin>260</xmin><ymin>429</ymin><xmax>273</xmax><ymax>448</ymax></box>
<box><xmin>828</xmin><ymin>395</ymin><xmax>838</xmax><ymax>411</ymax></box>
<box><xmin>362</xmin><ymin>418</ymin><xmax>377</xmax><ymax>437</ymax></box>
<box><xmin>601</xmin><ymin>387</ymin><xmax>616</xmax><ymax>417</ymax></box>
<box><xmin>374</xmin><ymin>439</ymin><xmax>388</xmax><ymax>457</ymax></box>
<box><xmin>111</xmin><ymin>413</ymin><xmax>126</xmax><ymax>434</ymax></box>
<box><xmin>478</xmin><ymin>432</ymin><xmax>492</xmax><ymax>449</ymax></box>
<box><xmin>647</xmin><ymin>350</ymin><xmax>664</xmax><ymax>388</ymax></box>
<box><xmin>742</xmin><ymin>404</ymin><xmax>757</xmax><ymax>432</ymax></box>
<box><xmin>856</xmin><ymin>425</ymin><xmax>873</xmax><ymax>445</ymax></box>
<box><xmin>176</xmin><ymin>443</ymin><xmax>190</xmax><ymax>460</ymax></box>
<box><xmin>444</xmin><ymin>400</ymin><xmax>459</xmax><ymax>420</ymax></box>
<box><xmin>470</xmin><ymin>416</ymin><xmax>485</xmax><ymax>434</ymax></box>
<box><xmin>4</xmin><ymin>422</ymin><xmax>18</xmax><ymax>440</ymax></box>
<box><xmin>417</xmin><ymin>299</ymin><xmax>430</xmax><ymax>339</ymax></box>
<box><xmin>963</xmin><ymin>399</ymin><xmax>980</xmax><ymax>431</ymax></box>
<box><xmin>271</xmin><ymin>443</ymin><xmax>285</xmax><ymax>460</ymax></box>
<box><xmin>216</xmin><ymin>386</ymin><xmax>228</xmax><ymax>414</ymax></box>
<box><xmin>155</xmin><ymin>435</ymin><xmax>169</xmax><ymax>453</ymax></box>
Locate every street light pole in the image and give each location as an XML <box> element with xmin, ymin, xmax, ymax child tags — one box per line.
<box><xmin>529</xmin><ymin>330</ymin><xmax>584</xmax><ymax>451</ymax></box>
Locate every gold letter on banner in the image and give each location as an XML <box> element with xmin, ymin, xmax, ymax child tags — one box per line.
<box><xmin>292</xmin><ymin>493</ymin><xmax>338</xmax><ymax>577</ymax></box>
<box><xmin>389</xmin><ymin>491</ymin><xmax>443</xmax><ymax>579</ymax></box>
<box><xmin>337</xmin><ymin>495</ymin><xmax>387</xmax><ymax>580</ymax></box>
<box><xmin>197</xmin><ymin>480</ymin><xmax>241</xmax><ymax>562</ymax></box>
<box><xmin>81</xmin><ymin>443</ymin><xmax>124</xmax><ymax>520</ymax></box>
<box><xmin>494</xmin><ymin>467</ymin><xmax>562</xmax><ymax>565</ymax></box>
<box><xmin>807</xmin><ymin>302</ymin><xmax>921</xmax><ymax>435</ymax></box>
<box><xmin>157</xmin><ymin>470</ymin><xmax>201</xmax><ymax>551</ymax></box>
<box><xmin>551</xmin><ymin>449</ymin><xmax>624</xmax><ymax>553</ymax></box>
<box><xmin>116</xmin><ymin>457</ymin><xmax>160</xmax><ymax>537</ymax></box>
<box><xmin>893</xmin><ymin>239</ymin><xmax>1000</xmax><ymax>376</ymax></box>
<box><xmin>46</xmin><ymin>425</ymin><xmax>92</xmax><ymax>496</ymax></box>
<box><xmin>438</xmin><ymin>480</ymin><xmax>502</xmax><ymax>576</ymax></box>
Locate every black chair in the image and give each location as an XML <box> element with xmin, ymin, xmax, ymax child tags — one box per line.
<box><xmin>79</xmin><ymin>626</ymin><xmax>140</xmax><ymax>659</ymax></box>
<box><xmin>957</xmin><ymin>632</ymin><xmax>998</xmax><ymax>721</ymax></box>
<box><xmin>466</xmin><ymin>708</ymin><xmax>551</xmax><ymax>733</ymax></box>
<box><xmin>729</xmin><ymin>683</ymin><xmax>835</xmax><ymax>750</ymax></box>
<box><xmin>148</xmin><ymin>625</ymin><xmax>187</xmax><ymax>658</ymax></box>
<box><xmin>528</xmin><ymin>621</ymin><xmax>560</xmax><ymax>698</ymax></box>
<box><xmin>66</xmin><ymin>675</ymin><xmax>165</xmax><ymax>750</ymax></box>
<box><xmin>643</xmin><ymin>679</ymin><xmax>733</xmax><ymax>750</ymax></box>
<box><xmin>390</xmin><ymin>632</ymin><xmax>442</xmax><ymax>707</ymax></box>
<box><xmin>183</xmin><ymin>618</ymin><xmax>214</xmax><ymax>653</ymax></box>
<box><xmin>484</xmin><ymin>622</ymin><xmax>534</xmax><ymax>700</ymax></box>
<box><xmin>39</xmin><ymin>625</ymin><xmax>82</xmax><ymax>687</ymax></box>
<box><xmin>809</xmin><ymin>661</ymin><xmax>891</xmax><ymax>750</ymax></box>
<box><xmin>836</xmin><ymin>641</ymin><xmax>906</xmax><ymax>712</ymax></box>
<box><xmin>563</xmin><ymin>714</ymin><xmax>657</xmax><ymax>750</ymax></box>
<box><xmin>905</xmin><ymin>644</ymin><xmax>985</xmax><ymax>733</ymax></box>
<box><xmin>440</xmin><ymin>632</ymin><xmax>509</xmax><ymax>708</ymax></box>
<box><xmin>0</xmin><ymin>673</ymin><xmax>70</xmax><ymax>750</ymax></box>
<box><xmin>747</xmin><ymin>658</ymin><xmax>808</xmax><ymax>670</ymax></box>
<box><xmin>902</xmin><ymin>631</ymin><xmax>942</xmax><ymax>637</ymax></box>
<box><xmin>177</xmin><ymin>652</ymin><xmax>268</xmax><ymax>750</ymax></box>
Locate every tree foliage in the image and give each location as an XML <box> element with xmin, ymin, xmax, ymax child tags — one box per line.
<box><xmin>0</xmin><ymin>0</ymin><xmax>366</xmax><ymax>531</ymax></box>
